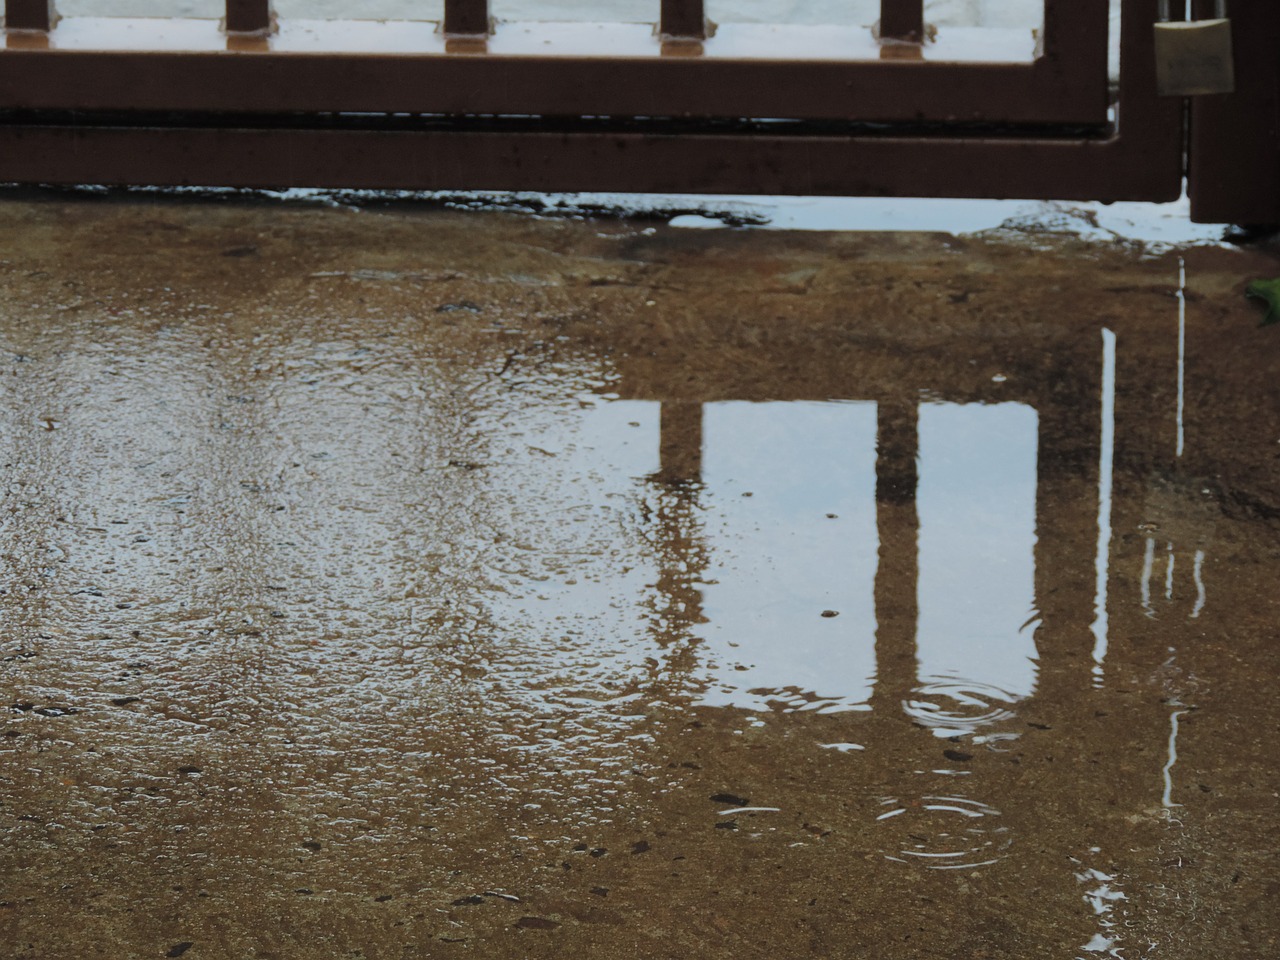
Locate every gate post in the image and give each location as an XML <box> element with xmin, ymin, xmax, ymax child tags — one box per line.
<box><xmin>1188</xmin><ymin>1</ymin><xmax>1280</xmax><ymax>224</ymax></box>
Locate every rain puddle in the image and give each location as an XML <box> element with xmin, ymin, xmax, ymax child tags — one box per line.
<box><xmin>0</xmin><ymin>199</ymin><xmax>1276</xmax><ymax>958</ymax></box>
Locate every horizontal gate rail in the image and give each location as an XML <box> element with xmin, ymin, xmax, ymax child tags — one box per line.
<box><xmin>0</xmin><ymin>3</ymin><xmax>1108</xmax><ymax>125</ymax></box>
<box><xmin>0</xmin><ymin>1</ymin><xmax>1181</xmax><ymax>203</ymax></box>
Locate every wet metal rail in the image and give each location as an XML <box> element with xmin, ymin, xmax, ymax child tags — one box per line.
<box><xmin>0</xmin><ymin>1</ymin><xmax>1275</xmax><ymax>222</ymax></box>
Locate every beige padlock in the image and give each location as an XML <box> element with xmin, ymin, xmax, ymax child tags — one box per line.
<box><xmin>1154</xmin><ymin>0</ymin><xmax>1235</xmax><ymax>96</ymax></box>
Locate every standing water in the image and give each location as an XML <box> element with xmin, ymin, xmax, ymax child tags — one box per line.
<box><xmin>0</xmin><ymin>194</ymin><xmax>1276</xmax><ymax>959</ymax></box>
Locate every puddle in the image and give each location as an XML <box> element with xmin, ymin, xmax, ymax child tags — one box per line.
<box><xmin>916</xmin><ymin>402</ymin><xmax>1039</xmax><ymax>701</ymax></box>
<box><xmin>0</xmin><ymin>198</ymin><xmax>1276</xmax><ymax>957</ymax></box>
<box><xmin>695</xmin><ymin>400</ymin><xmax>878</xmax><ymax>713</ymax></box>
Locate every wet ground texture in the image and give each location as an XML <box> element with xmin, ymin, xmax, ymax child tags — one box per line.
<box><xmin>0</xmin><ymin>192</ymin><xmax>1277</xmax><ymax>959</ymax></box>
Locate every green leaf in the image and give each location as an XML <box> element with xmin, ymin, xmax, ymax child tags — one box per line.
<box><xmin>1245</xmin><ymin>277</ymin><xmax>1280</xmax><ymax>326</ymax></box>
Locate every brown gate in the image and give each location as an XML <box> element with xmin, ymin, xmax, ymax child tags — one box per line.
<box><xmin>0</xmin><ymin>0</ymin><xmax>1275</xmax><ymax>223</ymax></box>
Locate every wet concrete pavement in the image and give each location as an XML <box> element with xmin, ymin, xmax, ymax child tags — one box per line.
<box><xmin>0</xmin><ymin>192</ymin><xmax>1277</xmax><ymax>959</ymax></box>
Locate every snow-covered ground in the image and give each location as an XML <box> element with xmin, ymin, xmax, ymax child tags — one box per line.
<box><xmin>54</xmin><ymin>2</ymin><xmax>1124</xmax><ymax>77</ymax></box>
<box><xmin>59</xmin><ymin>1</ymin><xmax>1104</xmax><ymax>34</ymax></box>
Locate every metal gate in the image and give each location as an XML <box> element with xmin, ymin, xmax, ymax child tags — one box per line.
<box><xmin>0</xmin><ymin>1</ymin><xmax>1275</xmax><ymax>223</ymax></box>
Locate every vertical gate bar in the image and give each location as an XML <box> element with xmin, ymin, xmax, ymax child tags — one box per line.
<box><xmin>4</xmin><ymin>0</ymin><xmax>57</xmax><ymax>31</ymax></box>
<box><xmin>444</xmin><ymin>0</ymin><xmax>489</xmax><ymax>37</ymax></box>
<box><xmin>1038</xmin><ymin>0</ymin><xmax>1108</xmax><ymax>85</ymax></box>
<box><xmin>660</xmin><ymin>0</ymin><xmax>706</xmax><ymax>40</ymax></box>
<box><xmin>878</xmin><ymin>0</ymin><xmax>925</xmax><ymax>43</ymax></box>
<box><xmin>225</xmin><ymin>0</ymin><xmax>272</xmax><ymax>33</ymax></box>
<box><xmin>1188</xmin><ymin>0</ymin><xmax>1280</xmax><ymax>224</ymax></box>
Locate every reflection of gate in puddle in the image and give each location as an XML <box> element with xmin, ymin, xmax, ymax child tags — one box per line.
<box><xmin>605</xmin><ymin>311</ymin><xmax>1191</xmax><ymax>955</ymax></box>
<box><xmin>618</xmin><ymin>328</ymin><xmax>1126</xmax><ymax>895</ymax></box>
<box><xmin>628</xmin><ymin>346</ymin><xmax>1101</xmax><ymax>725</ymax></box>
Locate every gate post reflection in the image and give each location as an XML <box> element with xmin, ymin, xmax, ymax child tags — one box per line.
<box><xmin>648</xmin><ymin>401</ymin><xmax>708</xmax><ymax>688</ymax></box>
<box><xmin>1033</xmin><ymin>376</ymin><xmax>1103</xmax><ymax>708</ymax></box>
<box><xmin>870</xmin><ymin>398</ymin><xmax>920</xmax><ymax>715</ymax></box>
<box><xmin>658</xmin><ymin>400</ymin><xmax>703</xmax><ymax>485</ymax></box>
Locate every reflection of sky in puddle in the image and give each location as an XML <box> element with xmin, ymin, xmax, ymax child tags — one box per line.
<box><xmin>475</xmin><ymin>395</ymin><xmax>666</xmax><ymax>713</ymax></box>
<box><xmin>689</xmin><ymin>398</ymin><xmax>1039</xmax><ymax>716</ymax></box>
<box><xmin>696</xmin><ymin>400</ymin><xmax>879</xmax><ymax>712</ymax></box>
<box><xmin>477</xmin><ymin>393</ymin><xmax>1042</xmax><ymax>729</ymax></box>
<box><xmin>916</xmin><ymin>402</ymin><xmax>1039</xmax><ymax>701</ymax></box>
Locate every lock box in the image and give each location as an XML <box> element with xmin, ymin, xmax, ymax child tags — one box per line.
<box><xmin>1154</xmin><ymin>18</ymin><xmax>1235</xmax><ymax>96</ymax></box>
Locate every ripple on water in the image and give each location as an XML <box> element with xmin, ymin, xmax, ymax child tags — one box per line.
<box><xmin>876</xmin><ymin>795</ymin><xmax>1012</xmax><ymax>870</ymax></box>
<box><xmin>902</xmin><ymin>677</ymin><xmax>1021</xmax><ymax>738</ymax></box>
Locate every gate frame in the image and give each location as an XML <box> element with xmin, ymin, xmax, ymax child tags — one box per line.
<box><xmin>1188</xmin><ymin>0</ymin><xmax>1280</xmax><ymax>224</ymax></box>
<box><xmin>0</xmin><ymin>8</ymin><xmax>1109</xmax><ymax>125</ymax></box>
<box><xmin>2</xmin><ymin>1</ymin><xmax>1268</xmax><ymax>221</ymax></box>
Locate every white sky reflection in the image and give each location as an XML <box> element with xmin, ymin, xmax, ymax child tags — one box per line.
<box><xmin>916</xmin><ymin>402</ymin><xmax>1039</xmax><ymax>701</ymax></box>
<box><xmin>696</xmin><ymin>400</ymin><xmax>879</xmax><ymax>712</ymax></box>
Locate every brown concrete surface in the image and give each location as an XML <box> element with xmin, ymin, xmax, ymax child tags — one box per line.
<box><xmin>0</xmin><ymin>191</ymin><xmax>1277</xmax><ymax>959</ymax></box>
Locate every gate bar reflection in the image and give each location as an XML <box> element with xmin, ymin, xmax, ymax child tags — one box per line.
<box><xmin>872</xmin><ymin>399</ymin><xmax>921</xmax><ymax>711</ymax></box>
